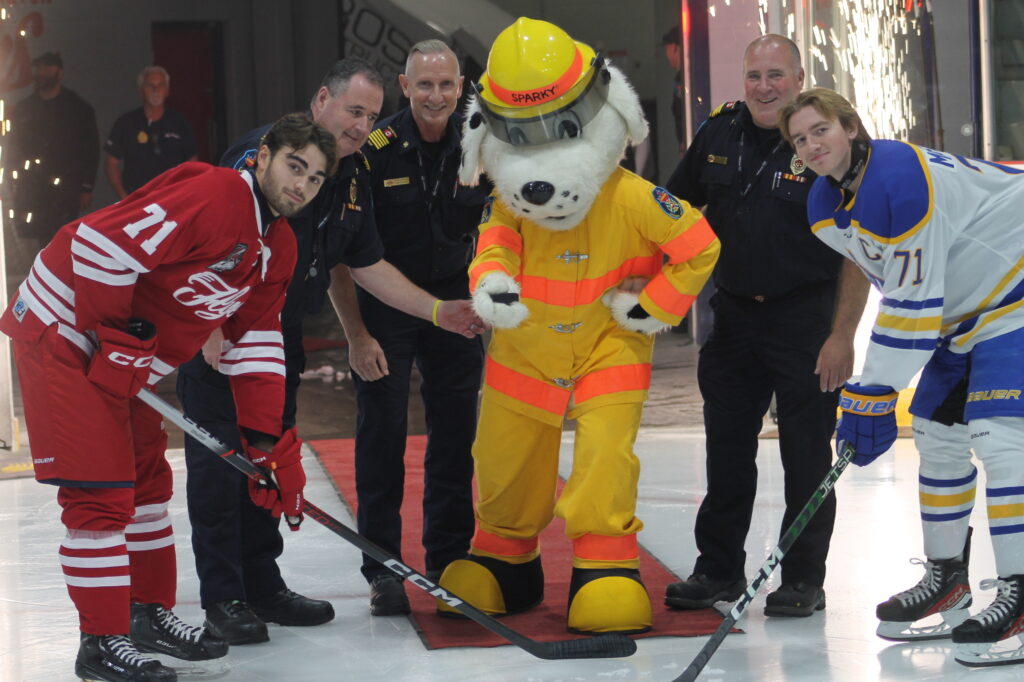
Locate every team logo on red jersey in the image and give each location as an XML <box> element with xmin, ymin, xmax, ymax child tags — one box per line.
<box><xmin>208</xmin><ymin>243</ymin><xmax>248</xmax><ymax>272</ymax></box>
<box><xmin>173</xmin><ymin>271</ymin><xmax>251</xmax><ymax>320</ymax></box>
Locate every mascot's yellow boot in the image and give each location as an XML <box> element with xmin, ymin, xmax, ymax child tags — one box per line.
<box><xmin>567</xmin><ymin>568</ymin><xmax>652</xmax><ymax>635</ymax></box>
<box><xmin>436</xmin><ymin>554</ymin><xmax>544</xmax><ymax>617</ymax></box>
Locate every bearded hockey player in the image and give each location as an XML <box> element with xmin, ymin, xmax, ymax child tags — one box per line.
<box><xmin>0</xmin><ymin>113</ymin><xmax>335</xmax><ymax>682</ymax></box>
<box><xmin>436</xmin><ymin>18</ymin><xmax>719</xmax><ymax>634</ymax></box>
<box><xmin>781</xmin><ymin>88</ymin><xmax>1024</xmax><ymax>668</ymax></box>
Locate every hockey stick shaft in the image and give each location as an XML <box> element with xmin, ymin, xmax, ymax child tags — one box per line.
<box><xmin>137</xmin><ymin>388</ymin><xmax>636</xmax><ymax>661</ymax></box>
<box><xmin>672</xmin><ymin>441</ymin><xmax>856</xmax><ymax>682</ymax></box>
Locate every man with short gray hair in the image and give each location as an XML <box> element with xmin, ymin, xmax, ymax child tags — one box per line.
<box><xmin>104</xmin><ymin>65</ymin><xmax>197</xmax><ymax>199</ymax></box>
<box><xmin>343</xmin><ymin>39</ymin><xmax>491</xmax><ymax>616</ymax></box>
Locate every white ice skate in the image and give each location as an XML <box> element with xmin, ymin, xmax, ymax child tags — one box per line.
<box><xmin>875</xmin><ymin>556</ymin><xmax>972</xmax><ymax>641</ymax></box>
<box><xmin>953</xmin><ymin>575</ymin><xmax>1024</xmax><ymax>667</ymax></box>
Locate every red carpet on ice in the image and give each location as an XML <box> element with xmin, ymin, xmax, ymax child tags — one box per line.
<box><xmin>308</xmin><ymin>436</ymin><xmax>734</xmax><ymax>650</ymax></box>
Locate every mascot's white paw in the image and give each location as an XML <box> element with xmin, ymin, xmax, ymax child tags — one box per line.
<box><xmin>603</xmin><ymin>289</ymin><xmax>671</xmax><ymax>335</ymax></box>
<box><xmin>473</xmin><ymin>272</ymin><xmax>530</xmax><ymax>329</ymax></box>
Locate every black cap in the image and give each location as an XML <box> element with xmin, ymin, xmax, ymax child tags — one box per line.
<box><xmin>661</xmin><ymin>25</ymin><xmax>681</xmax><ymax>46</ymax></box>
<box><xmin>31</xmin><ymin>51</ymin><xmax>62</xmax><ymax>68</ymax></box>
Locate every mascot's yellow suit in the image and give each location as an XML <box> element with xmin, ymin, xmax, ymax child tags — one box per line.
<box><xmin>438</xmin><ymin>17</ymin><xmax>719</xmax><ymax>635</ymax></box>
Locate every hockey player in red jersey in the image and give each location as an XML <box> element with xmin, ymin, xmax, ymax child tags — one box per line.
<box><xmin>0</xmin><ymin>113</ymin><xmax>337</xmax><ymax>682</ymax></box>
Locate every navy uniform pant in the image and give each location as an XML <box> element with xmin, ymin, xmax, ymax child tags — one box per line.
<box><xmin>177</xmin><ymin>324</ymin><xmax>304</xmax><ymax>608</ymax></box>
<box><xmin>354</xmin><ymin>281</ymin><xmax>483</xmax><ymax>581</ymax></box>
<box><xmin>693</xmin><ymin>285</ymin><xmax>839</xmax><ymax>587</ymax></box>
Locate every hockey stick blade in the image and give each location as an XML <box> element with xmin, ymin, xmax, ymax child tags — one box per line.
<box><xmin>671</xmin><ymin>441</ymin><xmax>857</xmax><ymax>682</ymax></box>
<box><xmin>137</xmin><ymin>388</ymin><xmax>637</xmax><ymax>661</ymax></box>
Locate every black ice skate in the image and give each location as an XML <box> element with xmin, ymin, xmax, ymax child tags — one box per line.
<box><xmin>131</xmin><ymin>603</ymin><xmax>228</xmax><ymax>661</ymax></box>
<box><xmin>75</xmin><ymin>633</ymin><xmax>177</xmax><ymax>682</ymax></box>
<box><xmin>953</xmin><ymin>575</ymin><xmax>1024</xmax><ymax>667</ymax></box>
<box><xmin>875</xmin><ymin>530</ymin><xmax>972</xmax><ymax>641</ymax></box>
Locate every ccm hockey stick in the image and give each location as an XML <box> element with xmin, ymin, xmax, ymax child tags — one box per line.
<box><xmin>672</xmin><ymin>441</ymin><xmax>857</xmax><ymax>682</ymax></box>
<box><xmin>137</xmin><ymin>388</ymin><xmax>637</xmax><ymax>661</ymax></box>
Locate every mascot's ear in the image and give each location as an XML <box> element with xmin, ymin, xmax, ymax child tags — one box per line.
<box><xmin>605</xmin><ymin>64</ymin><xmax>649</xmax><ymax>146</ymax></box>
<box><xmin>460</xmin><ymin>96</ymin><xmax>487</xmax><ymax>186</ymax></box>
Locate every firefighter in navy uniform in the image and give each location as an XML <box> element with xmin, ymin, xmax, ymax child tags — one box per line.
<box><xmin>345</xmin><ymin>40</ymin><xmax>489</xmax><ymax>616</ymax></box>
<box><xmin>175</xmin><ymin>61</ymin><xmax>385</xmax><ymax>645</ymax></box>
<box><xmin>662</xmin><ymin>35</ymin><xmax>868</xmax><ymax>617</ymax></box>
<box><xmin>177</xmin><ymin>58</ymin><xmax>485</xmax><ymax>644</ymax></box>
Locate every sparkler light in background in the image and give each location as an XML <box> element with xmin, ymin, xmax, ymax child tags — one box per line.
<box><xmin>756</xmin><ymin>0</ymin><xmax>923</xmax><ymax>141</ymax></box>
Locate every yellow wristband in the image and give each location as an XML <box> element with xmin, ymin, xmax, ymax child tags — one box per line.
<box><xmin>431</xmin><ymin>299</ymin><xmax>442</xmax><ymax>327</ymax></box>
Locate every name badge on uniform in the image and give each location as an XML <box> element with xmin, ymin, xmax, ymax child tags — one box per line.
<box><xmin>383</xmin><ymin>177</ymin><xmax>411</xmax><ymax>188</ymax></box>
<box><xmin>707</xmin><ymin>154</ymin><xmax>728</xmax><ymax>165</ymax></box>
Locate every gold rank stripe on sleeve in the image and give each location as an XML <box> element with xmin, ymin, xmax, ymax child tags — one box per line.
<box><xmin>710</xmin><ymin>100</ymin><xmax>738</xmax><ymax>118</ymax></box>
<box><xmin>367</xmin><ymin>127</ymin><xmax>397</xmax><ymax>150</ymax></box>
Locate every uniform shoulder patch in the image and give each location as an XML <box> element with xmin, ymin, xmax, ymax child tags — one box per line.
<box><xmin>710</xmin><ymin>101</ymin><xmax>739</xmax><ymax>118</ymax></box>
<box><xmin>367</xmin><ymin>126</ymin><xmax>397</xmax><ymax>150</ymax></box>
<box><xmin>651</xmin><ymin>186</ymin><xmax>683</xmax><ymax>219</ymax></box>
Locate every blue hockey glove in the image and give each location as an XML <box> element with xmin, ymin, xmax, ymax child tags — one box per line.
<box><xmin>836</xmin><ymin>382</ymin><xmax>899</xmax><ymax>466</ymax></box>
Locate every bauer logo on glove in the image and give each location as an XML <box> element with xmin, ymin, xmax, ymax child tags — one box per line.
<box><xmin>837</xmin><ymin>382</ymin><xmax>899</xmax><ymax>466</ymax></box>
<box><xmin>839</xmin><ymin>388</ymin><xmax>899</xmax><ymax>415</ymax></box>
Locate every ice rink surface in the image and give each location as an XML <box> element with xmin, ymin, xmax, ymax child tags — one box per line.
<box><xmin>0</xmin><ymin>431</ymin><xmax>1015</xmax><ymax>682</ymax></box>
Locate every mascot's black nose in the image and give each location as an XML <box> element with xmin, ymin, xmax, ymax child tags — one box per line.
<box><xmin>521</xmin><ymin>181</ymin><xmax>555</xmax><ymax>206</ymax></box>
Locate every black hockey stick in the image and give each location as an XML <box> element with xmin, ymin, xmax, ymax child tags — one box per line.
<box><xmin>137</xmin><ymin>388</ymin><xmax>637</xmax><ymax>661</ymax></box>
<box><xmin>672</xmin><ymin>441</ymin><xmax>857</xmax><ymax>682</ymax></box>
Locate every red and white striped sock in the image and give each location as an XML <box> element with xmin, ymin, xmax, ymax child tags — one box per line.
<box><xmin>60</xmin><ymin>530</ymin><xmax>131</xmax><ymax>634</ymax></box>
<box><xmin>126</xmin><ymin>502</ymin><xmax>177</xmax><ymax>608</ymax></box>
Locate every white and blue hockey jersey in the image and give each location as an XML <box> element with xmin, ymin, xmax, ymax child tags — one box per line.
<box><xmin>807</xmin><ymin>139</ymin><xmax>1024</xmax><ymax>390</ymax></box>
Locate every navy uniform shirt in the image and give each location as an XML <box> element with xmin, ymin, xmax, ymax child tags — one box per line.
<box><xmin>104</xmin><ymin>107</ymin><xmax>198</xmax><ymax>194</ymax></box>
<box><xmin>221</xmin><ymin>123</ymin><xmax>384</xmax><ymax>327</ymax></box>
<box><xmin>362</xmin><ymin>108</ymin><xmax>492</xmax><ymax>286</ymax></box>
<box><xmin>666</xmin><ymin>100</ymin><xmax>840</xmax><ymax>300</ymax></box>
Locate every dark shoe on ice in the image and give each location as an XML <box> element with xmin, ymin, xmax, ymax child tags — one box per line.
<box><xmin>250</xmin><ymin>588</ymin><xmax>335</xmax><ymax>627</ymax></box>
<box><xmin>204</xmin><ymin>599</ymin><xmax>269</xmax><ymax>645</ymax></box>
<box><xmin>764</xmin><ymin>582</ymin><xmax>826</xmax><ymax>617</ymax></box>
<box><xmin>665</xmin><ymin>574</ymin><xmax>746</xmax><ymax>609</ymax></box>
<box><xmin>369</xmin><ymin>574</ymin><xmax>411</xmax><ymax>616</ymax></box>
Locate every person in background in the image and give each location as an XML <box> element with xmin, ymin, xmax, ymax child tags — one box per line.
<box><xmin>104</xmin><ymin>65</ymin><xmax>198</xmax><ymax>199</ymax></box>
<box><xmin>8</xmin><ymin>51</ymin><xmax>99</xmax><ymax>263</ymax></box>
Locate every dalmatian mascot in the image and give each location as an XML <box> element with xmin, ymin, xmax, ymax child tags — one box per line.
<box><xmin>437</xmin><ymin>17</ymin><xmax>720</xmax><ymax>634</ymax></box>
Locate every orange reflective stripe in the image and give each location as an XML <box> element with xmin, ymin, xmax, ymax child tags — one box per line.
<box><xmin>486</xmin><ymin>357</ymin><xmax>569</xmax><ymax>415</ymax></box>
<box><xmin>476</xmin><ymin>224</ymin><xmax>523</xmax><ymax>257</ymax></box>
<box><xmin>469</xmin><ymin>261</ymin><xmax>510</xmax><ymax>291</ymax></box>
<box><xmin>661</xmin><ymin>217</ymin><xmax>717</xmax><ymax>264</ymax></box>
<box><xmin>644</xmin><ymin>272</ymin><xmax>696</xmax><ymax>317</ymax></box>
<box><xmin>572</xmin><ymin>533</ymin><xmax>638</xmax><ymax>561</ymax></box>
<box><xmin>473</xmin><ymin>528</ymin><xmax>538</xmax><ymax>557</ymax></box>
<box><xmin>574</xmin><ymin>364</ymin><xmax>651</xmax><ymax>403</ymax></box>
<box><xmin>486</xmin><ymin>48</ymin><xmax>583</xmax><ymax>106</ymax></box>
<box><xmin>520</xmin><ymin>255</ymin><xmax>662</xmax><ymax>307</ymax></box>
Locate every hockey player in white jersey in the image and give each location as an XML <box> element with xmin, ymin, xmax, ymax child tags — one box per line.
<box><xmin>780</xmin><ymin>88</ymin><xmax>1024</xmax><ymax>668</ymax></box>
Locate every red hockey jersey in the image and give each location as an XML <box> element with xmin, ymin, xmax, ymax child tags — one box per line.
<box><xmin>0</xmin><ymin>162</ymin><xmax>296</xmax><ymax>436</ymax></box>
